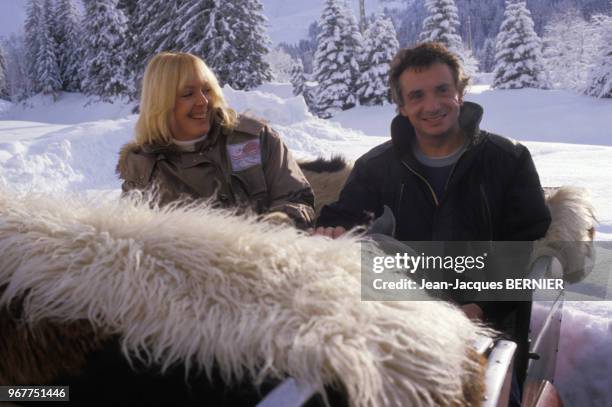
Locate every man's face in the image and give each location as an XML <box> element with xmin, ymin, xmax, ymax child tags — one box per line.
<box><xmin>398</xmin><ymin>63</ymin><xmax>463</xmax><ymax>140</ymax></box>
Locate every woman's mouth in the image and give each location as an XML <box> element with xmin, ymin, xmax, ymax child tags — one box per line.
<box><xmin>189</xmin><ymin>112</ymin><xmax>207</xmax><ymax>120</ymax></box>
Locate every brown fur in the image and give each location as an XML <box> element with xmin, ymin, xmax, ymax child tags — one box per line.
<box><xmin>116</xmin><ymin>141</ymin><xmax>139</xmax><ymax>176</ymax></box>
<box><xmin>0</xmin><ymin>304</ymin><xmax>106</xmax><ymax>385</ymax></box>
<box><xmin>299</xmin><ymin>156</ymin><xmax>352</xmax><ymax>215</ymax></box>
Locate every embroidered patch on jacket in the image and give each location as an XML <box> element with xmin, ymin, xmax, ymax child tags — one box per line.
<box><xmin>227</xmin><ymin>139</ymin><xmax>262</xmax><ymax>171</ymax></box>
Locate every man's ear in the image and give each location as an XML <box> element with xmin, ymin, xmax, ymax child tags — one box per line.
<box><xmin>398</xmin><ymin>104</ymin><xmax>409</xmax><ymax>118</ymax></box>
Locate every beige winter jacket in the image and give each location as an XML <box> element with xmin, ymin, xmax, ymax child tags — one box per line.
<box><xmin>116</xmin><ymin>114</ymin><xmax>315</xmax><ymax>228</ymax></box>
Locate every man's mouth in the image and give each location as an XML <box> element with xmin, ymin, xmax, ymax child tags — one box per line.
<box><xmin>422</xmin><ymin>113</ymin><xmax>447</xmax><ymax>123</ymax></box>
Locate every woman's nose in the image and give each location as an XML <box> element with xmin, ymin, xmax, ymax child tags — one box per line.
<box><xmin>195</xmin><ymin>91</ymin><xmax>208</xmax><ymax>106</ymax></box>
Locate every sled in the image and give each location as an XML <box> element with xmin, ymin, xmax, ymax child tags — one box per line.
<box><xmin>0</xmin><ymin>158</ymin><xmax>595</xmax><ymax>406</ymax></box>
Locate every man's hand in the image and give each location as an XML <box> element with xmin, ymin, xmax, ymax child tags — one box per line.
<box><xmin>309</xmin><ymin>226</ymin><xmax>347</xmax><ymax>239</ymax></box>
<box><xmin>461</xmin><ymin>303</ymin><xmax>484</xmax><ymax>321</ymax></box>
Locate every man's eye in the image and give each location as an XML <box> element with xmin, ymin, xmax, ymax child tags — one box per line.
<box><xmin>409</xmin><ymin>93</ymin><xmax>422</xmax><ymax>101</ymax></box>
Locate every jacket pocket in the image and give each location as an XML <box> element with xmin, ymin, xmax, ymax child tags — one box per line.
<box><xmin>231</xmin><ymin>165</ymin><xmax>268</xmax><ymax>209</ymax></box>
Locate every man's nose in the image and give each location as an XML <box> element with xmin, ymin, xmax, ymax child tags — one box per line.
<box><xmin>423</xmin><ymin>93</ymin><xmax>441</xmax><ymax>112</ymax></box>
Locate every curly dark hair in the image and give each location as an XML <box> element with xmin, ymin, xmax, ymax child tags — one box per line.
<box><xmin>389</xmin><ymin>42</ymin><xmax>470</xmax><ymax>107</ymax></box>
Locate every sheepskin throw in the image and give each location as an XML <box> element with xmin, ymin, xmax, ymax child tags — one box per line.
<box><xmin>0</xmin><ymin>187</ymin><xmax>489</xmax><ymax>407</ymax></box>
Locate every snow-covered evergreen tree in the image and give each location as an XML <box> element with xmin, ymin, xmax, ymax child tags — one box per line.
<box><xmin>125</xmin><ymin>0</ymin><xmax>182</xmax><ymax>99</ymax></box>
<box><xmin>343</xmin><ymin>1</ymin><xmax>365</xmax><ymax>99</ymax></box>
<box><xmin>420</xmin><ymin>0</ymin><xmax>464</xmax><ymax>49</ymax></box>
<box><xmin>266</xmin><ymin>47</ymin><xmax>297</xmax><ymax>82</ymax></box>
<box><xmin>177</xmin><ymin>0</ymin><xmax>271</xmax><ymax>90</ymax></box>
<box><xmin>36</xmin><ymin>0</ymin><xmax>62</xmax><ymax>96</ymax></box>
<box><xmin>356</xmin><ymin>15</ymin><xmax>399</xmax><ymax>105</ymax></box>
<box><xmin>24</xmin><ymin>0</ymin><xmax>44</xmax><ymax>94</ymax></box>
<box><xmin>477</xmin><ymin>37</ymin><xmax>496</xmax><ymax>72</ymax></box>
<box><xmin>542</xmin><ymin>10</ymin><xmax>599</xmax><ymax>91</ymax></box>
<box><xmin>419</xmin><ymin>0</ymin><xmax>479</xmax><ymax>76</ymax></box>
<box><xmin>312</xmin><ymin>0</ymin><xmax>362</xmax><ymax>117</ymax></box>
<box><xmin>492</xmin><ymin>0</ymin><xmax>550</xmax><ymax>89</ymax></box>
<box><xmin>584</xmin><ymin>15</ymin><xmax>612</xmax><ymax>98</ymax></box>
<box><xmin>55</xmin><ymin>0</ymin><xmax>82</xmax><ymax>91</ymax></box>
<box><xmin>228</xmin><ymin>0</ymin><xmax>273</xmax><ymax>89</ymax></box>
<box><xmin>80</xmin><ymin>0</ymin><xmax>129</xmax><ymax>100</ymax></box>
<box><xmin>3</xmin><ymin>35</ymin><xmax>30</xmax><ymax>101</ymax></box>
<box><xmin>290</xmin><ymin>59</ymin><xmax>305</xmax><ymax>96</ymax></box>
<box><xmin>0</xmin><ymin>43</ymin><xmax>8</xmax><ymax>99</ymax></box>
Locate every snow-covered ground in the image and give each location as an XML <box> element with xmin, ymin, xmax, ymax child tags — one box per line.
<box><xmin>1</xmin><ymin>83</ymin><xmax>611</xmax><ymax>406</ymax></box>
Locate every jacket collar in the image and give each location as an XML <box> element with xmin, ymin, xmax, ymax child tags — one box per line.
<box><xmin>141</xmin><ymin>108</ymin><xmax>227</xmax><ymax>155</ymax></box>
<box><xmin>390</xmin><ymin>101</ymin><xmax>485</xmax><ymax>159</ymax></box>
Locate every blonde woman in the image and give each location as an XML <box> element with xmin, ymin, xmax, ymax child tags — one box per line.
<box><xmin>117</xmin><ymin>52</ymin><xmax>315</xmax><ymax>228</ymax></box>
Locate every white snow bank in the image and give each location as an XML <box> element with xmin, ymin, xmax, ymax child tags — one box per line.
<box><xmin>466</xmin><ymin>88</ymin><xmax>612</xmax><ymax>146</ymax></box>
<box><xmin>0</xmin><ymin>92</ymin><xmax>135</xmax><ymax>124</ymax></box>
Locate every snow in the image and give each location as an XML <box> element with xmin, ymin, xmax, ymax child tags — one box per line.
<box><xmin>0</xmin><ymin>83</ymin><xmax>611</xmax><ymax>406</ymax></box>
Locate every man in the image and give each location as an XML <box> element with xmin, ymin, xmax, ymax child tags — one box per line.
<box><xmin>315</xmin><ymin>42</ymin><xmax>551</xmax><ymax>397</ymax></box>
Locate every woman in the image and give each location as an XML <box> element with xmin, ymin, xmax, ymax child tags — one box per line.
<box><xmin>117</xmin><ymin>52</ymin><xmax>314</xmax><ymax>228</ymax></box>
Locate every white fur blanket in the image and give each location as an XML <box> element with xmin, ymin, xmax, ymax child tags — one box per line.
<box><xmin>0</xmin><ymin>187</ymin><xmax>489</xmax><ymax>407</ymax></box>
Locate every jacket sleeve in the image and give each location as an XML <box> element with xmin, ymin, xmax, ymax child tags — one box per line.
<box><xmin>501</xmin><ymin>147</ymin><xmax>551</xmax><ymax>241</ymax></box>
<box><xmin>317</xmin><ymin>156</ymin><xmax>382</xmax><ymax>229</ymax></box>
<box><xmin>117</xmin><ymin>150</ymin><xmax>157</xmax><ymax>198</ymax></box>
<box><xmin>261</xmin><ymin>127</ymin><xmax>315</xmax><ymax>229</ymax></box>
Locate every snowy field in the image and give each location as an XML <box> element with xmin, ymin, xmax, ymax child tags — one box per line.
<box><xmin>0</xmin><ymin>83</ymin><xmax>611</xmax><ymax>406</ymax></box>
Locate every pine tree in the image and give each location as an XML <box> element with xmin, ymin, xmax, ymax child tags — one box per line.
<box><xmin>176</xmin><ymin>0</ymin><xmax>271</xmax><ymax>90</ymax></box>
<box><xmin>420</xmin><ymin>0</ymin><xmax>464</xmax><ymax>50</ymax></box>
<box><xmin>80</xmin><ymin>0</ymin><xmax>129</xmax><ymax>100</ymax></box>
<box><xmin>584</xmin><ymin>15</ymin><xmax>612</xmax><ymax>98</ymax></box>
<box><xmin>0</xmin><ymin>42</ymin><xmax>8</xmax><ymax>99</ymax></box>
<box><xmin>24</xmin><ymin>0</ymin><xmax>44</xmax><ymax>94</ymax></box>
<box><xmin>343</xmin><ymin>1</ymin><xmax>365</xmax><ymax>100</ymax></box>
<box><xmin>55</xmin><ymin>0</ymin><xmax>82</xmax><ymax>91</ymax></box>
<box><xmin>477</xmin><ymin>37</ymin><xmax>496</xmax><ymax>72</ymax></box>
<box><xmin>357</xmin><ymin>15</ymin><xmax>399</xmax><ymax>105</ymax></box>
<box><xmin>492</xmin><ymin>0</ymin><xmax>550</xmax><ymax>89</ymax></box>
<box><xmin>126</xmin><ymin>0</ymin><xmax>182</xmax><ymax>99</ymax></box>
<box><xmin>36</xmin><ymin>0</ymin><xmax>62</xmax><ymax>96</ymax></box>
<box><xmin>290</xmin><ymin>59</ymin><xmax>305</xmax><ymax>96</ymax></box>
<box><xmin>419</xmin><ymin>0</ymin><xmax>479</xmax><ymax>76</ymax></box>
<box><xmin>266</xmin><ymin>47</ymin><xmax>297</xmax><ymax>82</ymax></box>
<box><xmin>232</xmin><ymin>0</ymin><xmax>273</xmax><ymax>89</ymax></box>
<box><xmin>3</xmin><ymin>35</ymin><xmax>30</xmax><ymax>101</ymax></box>
<box><xmin>312</xmin><ymin>0</ymin><xmax>362</xmax><ymax>118</ymax></box>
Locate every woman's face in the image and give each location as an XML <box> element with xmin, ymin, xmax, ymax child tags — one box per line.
<box><xmin>170</xmin><ymin>78</ymin><xmax>213</xmax><ymax>141</ymax></box>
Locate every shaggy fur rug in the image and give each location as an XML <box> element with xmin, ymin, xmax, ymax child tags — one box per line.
<box><xmin>0</xmin><ymin>187</ymin><xmax>490</xmax><ymax>407</ymax></box>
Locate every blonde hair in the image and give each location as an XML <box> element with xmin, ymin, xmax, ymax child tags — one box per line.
<box><xmin>135</xmin><ymin>52</ymin><xmax>237</xmax><ymax>146</ymax></box>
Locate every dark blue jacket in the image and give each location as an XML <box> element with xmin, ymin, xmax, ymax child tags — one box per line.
<box><xmin>318</xmin><ymin>102</ymin><xmax>551</xmax><ymax>242</ymax></box>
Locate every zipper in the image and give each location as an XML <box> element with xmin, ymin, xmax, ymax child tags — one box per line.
<box><xmin>401</xmin><ymin>160</ymin><xmax>439</xmax><ymax>207</ymax></box>
<box><xmin>480</xmin><ymin>183</ymin><xmax>493</xmax><ymax>241</ymax></box>
<box><xmin>444</xmin><ymin>150</ymin><xmax>467</xmax><ymax>194</ymax></box>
